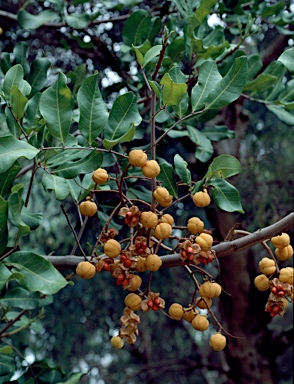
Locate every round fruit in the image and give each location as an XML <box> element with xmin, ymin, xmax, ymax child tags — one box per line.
<box><xmin>258</xmin><ymin>258</ymin><xmax>276</xmax><ymax>276</ymax></box>
<box><xmin>279</xmin><ymin>297</ymin><xmax>288</xmax><ymax>309</ymax></box>
<box><xmin>168</xmin><ymin>303</ymin><xmax>184</xmax><ymax>320</ymax></box>
<box><xmin>195</xmin><ymin>233</ymin><xmax>213</xmax><ymax>251</ymax></box>
<box><xmin>135</xmin><ymin>257</ymin><xmax>147</xmax><ymax>272</ymax></box>
<box><xmin>154</xmin><ymin>222</ymin><xmax>172</xmax><ymax>240</ymax></box>
<box><xmin>153</xmin><ymin>187</ymin><xmax>173</xmax><ymax>207</ymax></box>
<box><xmin>279</xmin><ymin>267</ymin><xmax>294</xmax><ymax>284</ymax></box>
<box><xmin>79</xmin><ymin>201</ymin><xmax>97</xmax><ymax>217</ymax></box>
<box><xmin>199</xmin><ymin>281</ymin><xmax>222</xmax><ymax>298</ymax></box>
<box><xmin>254</xmin><ymin>274</ymin><xmax>270</xmax><ymax>291</ymax></box>
<box><xmin>192</xmin><ymin>315</ymin><xmax>209</xmax><ymax>331</ymax></box>
<box><xmin>275</xmin><ymin>245</ymin><xmax>293</xmax><ymax>261</ymax></box>
<box><xmin>104</xmin><ymin>239</ymin><xmax>121</xmax><ymax>258</ymax></box>
<box><xmin>195</xmin><ymin>297</ymin><xmax>212</xmax><ymax>309</ymax></box>
<box><xmin>271</xmin><ymin>233</ymin><xmax>290</xmax><ymax>249</ymax></box>
<box><xmin>183</xmin><ymin>308</ymin><xmax>198</xmax><ymax>323</ymax></box>
<box><xmin>187</xmin><ymin>217</ymin><xmax>204</xmax><ymax>234</ymax></box>
<box><xmin>145</xmin><ymin>254</ymin><xmax>162</xmax><ymax>271</ymax></box>
<box><xmin>128</xmin><ymin>149</ymin><xmax>148</xmax><ymax>167</ymax></box>
<box><xmin>209</xmin><ymin>333</ymin><xmax>226</xmax><ymax>351</ymax></box>
<box><xmin>161</xmin><ymin>214</ymin><xmax>174</xmax><ymax>226</ymax></box>
<box><xmin>140</xmin><ymin>211</ymin><xmax>158</xmax><ymax>228</ymax></box>
<box><xmin>92</xmin><ymin>168</ymin><xmax>108</xmax><ymax>184</ymax></box>
<box><xmin>76</xmin><ymin>261</ymin><xmax>96</xmax><ymax>279</ymax></box>
<box><xmin>124</xmin><ymin>293</ymin><xmax>142</xmax><ymax>310</ymax></box>
<box><xmin>110</xmin><ymin>336</ymin><xmax>124</xmax><ymax>349</ymax></box>
<box><xmin>141</xmin><ymin>160</ymin><xmax>160</xmax><ymax>178</ymax></box>
<box><xmin>127</xmin><ymin>275</ymin><xmax>142</xmax><ymax>291</ymax></box>
<box><xmin>191</xmin><ymin>189</ymin><xmax>211</xmax><ymax>208</ymax></box>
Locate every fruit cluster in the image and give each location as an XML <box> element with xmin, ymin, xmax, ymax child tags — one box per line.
<box><xmin>254</xmin><ymin>233</ymin><xmax>293</xmax><ymax>317</ymax></box>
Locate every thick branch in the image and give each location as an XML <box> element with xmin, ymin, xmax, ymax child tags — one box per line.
<box><xmin>44</xmin><ymin>212</ymin><xmax>294</xmax><ymax>270</ymax></box>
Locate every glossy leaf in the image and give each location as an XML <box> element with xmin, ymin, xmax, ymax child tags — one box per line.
<box><xmin>174</xmin><ymin>154</ymin><xmax>192</xmax><ymax>186</ymax></box>
<box><xmin>42</xmin><ymin>173</ymin><xmax>70</xmax><ymax>200</ymax></box>
<box><xmin>0</xmin><ymin>265</ymin><xmax>11</xmax><ymax>291</ymax></box>
<box><xmin>247</xmin><ymin>54</ymin><xmax>263</xmax><ymax>81</ymax></box>
<box><xmin>157</xmin><ymin>162</ymin><xmax>178</xmax><ymax>198</ymax></box>
<box><xmin>201</xmin><ymin>125</ymin><xmax>235</xmax><ymax>141</ymax></box>
<box><xmin>0</xmin><ymin>197</ymin><xmax>8</xmax><ymax>255</ymax></box>
<box><xmin>21</xmin><ymin>207</ymin><xmax>43</xmax><ymax>230</ymax></box>
<box><xmin>208</xmin><ymin>178</ymin><xmax>244</xmax><ymax>213</ymax></box>
<box><xmin>0</xmin><ymin>161</ymin><xmax>21</xmax><ymax>198</ymax></box>
<box><xmin>4</xmin><ymin>252</ymin><xmax>68</xmax><ymax>294</ymax></box>
<box><xmin>205</xmin><ymin>155</ymin><xmax>241</xmax><ymax>180</ymax></box>
<box><xmin>278</xmin><ymin>47</ymin><xmax>294</xmax><ymax>74</ymax></box>
<box><xmin>189</xmin><ymin>0</ymin><xmax>218</xmax><ymax>30</ymax></box>
<box><xmin>13</xmin><ymin>41</ymin><xmax>30</xmax><ymax>77</ymax></box>
<box><xmin>8</xmin><ymin>184</ymin><xmax>30</xmax><ymax>236</ymax></box>
<box><xmin>56</xmin><ymin>372</ymin><xmax>86</xmax><ymax>384</ymax></box>
<box><xmin>27</xmin><ymin>58</ymin><xmax>51</xmax><ymax>96</ymax></box>
<box><xmin>205</xmin><ymin>56</ymin><xmax>248</xmax><ymax>110</ymax></box>
<box><xmin>243</xmin><ymin>74</ymin><xmax>278</xmax><ymax>93</ymax></box>
<box><xmin>187</xmin><ymin>126</ymin><xmax>214</xmax><ymax>162</ymax></box>
<box><xmin>0</xmin><ymin>135</ymin><xmax>39</xmax><ymax>174</ymax></box>
<box><xmin>65</xmin><ymin>13</ymin><xmax>90</xmax><ymax>29</ymax></box>
<box><xmin>264</xmin><ymin>61</ymin><xmax>287</xmax><ymax>101</ymax></box>
<box><xmin>18</xmin><ymin>9</ymin><xmax>59</xmax><ymax>29</ymax></box>
<box><xmin>77</xmin><ymin>73</ymin><xmax>108</xmax><ymax>145</ymax></box>
<box><xmin>3</xmin><ymin>64</ymin><xmax>31</xmax><ymax>103</ymax></box>
<box><xmin>0</xmin><ymin>354</ymin><xmax>14</xmax><ymax>377</ymax></box>
<box><xmin>142</xmin><ymin>45</ymin><xmax>162</xmax><ymax>68</ymax></box>
<box><xmin>123</xmin><ymin>10</ymin><xmax>160</xmax><ymax>46</ymax></box>
<box><xmin>24</xmin><ymin>93</ymin><xmax>42</xmax><ymax>130</ymax></box>
<box><xmin>160</xmin><ymin>73</ymin><xmax>187</xmax><ymax>107</ymax></box>
<box><xmin>266</xmin><ymin>105</ymin><xmax>294</xmax><ymax>125</ymax></box>
<box><xmin>10</xmin><ymin>85</ymin><xmax>28</xmax><ymax>120</ymax></box>
<box><xmin>39</xmin><ymin>73</ymin><xmax>74</xmax><ymax>144</ymax></box>
<box><xmin>191</xmin><ymin>60</ymin><xmax>221</xmax><ymax>111</ymax></box>
<box><xmin>0</xmin><ymin>287</ymin><xmax>41</xmax><ymax>310</ymax></box>
<box><xmin>132</xmin><ymin>45</ymin><xmax>144</xmax><ymax>67</ymax></box>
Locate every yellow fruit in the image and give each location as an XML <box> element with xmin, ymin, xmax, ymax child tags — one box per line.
<box><xmin>275</xmin><ymin>245</ymin><xmax>293</xmax><ymax>261</ymax></box>
<box><xmin>76</xmin><ymin>261</ymin><xmax>96</xmax><ymax>279</ymax></box>
<box><xmin>279</xmin><ymin>297</ymin><xmax>288</xmax><ymax>309</ymax></box>
<box><xmin>140</xmin><ymin>211</ymin><xmax>158</xmax><ymax>228</ymax></box>
<box><xmin>195</xmin><ymin>233</ymin><xmax>213</xmax><ymax>251</ymax></box>
<box><xmin>209</xmin><ymin>333</ymin><xmax>226</xmax><ymax>351</ymax></box>
<box><xmin>161</xmin><ymin>214</ymin><xmax>174</xmax><ymax>226</ymax></box>
<box><xmin>128</xmin><ymin>149</ymin><xmax>148</xmax><ymax>167</ymax></box>
<box><xmin>271</xmin><ymin>233</ymin><xmax>290</xmax><ymax>249</ymax></box>
<box><xmin>279</xmin><ymin>267</ymin><xmax>294</xmax><ymax>285</ymax></box>
<box><xmin>153</xmin><ymin>187</ymin><xmax>173</xmax><ymax>207</ymax></box>
<box><xmin>254</xmin><ymin>274</ymin><xmax>270</xmax><ymax>291</ymax></box>
<box><xmin>104</xmin><ymin>239</ymin><xmax>121</xmax><ymax>258</ymax></box>
<box><xmin>258</xmin><ymin>258</ymin><xmax>276</xmax><ymax>276</ymax></box>
<box><xmin>135</xmin><ymin>257</ymin><xmax>147</xmax><ymax>272</ymax></box>
<box><xmin>192</xmin><ymin>315</ymin><xmax>209</xmax><ymax>331</ymax></box>
<box><xmin>168</xmin><ymin>303</ymin><xmax>184</xmax><ymax>320</ymax></box>
<box><xmin>145</xmin><ymin>254</ymin><xmax>162</xmax><ymax>271</ymax></box>
<box><xmin>127</xmin><ymin>275</ymin><xmax>142</xmax><ymax>291</ymax></box>
<box><xmin>183</xmin><ymin>308</ymin><xmax>199</xmax><ymax>323</ymax></box>
<box><xmin>92</xmin><ymin>168</ymin><xmax>108</xmax><ymax>184</ymax></box>
<box><xmin>191</xmin><ymin>189</ymin><xmax>211</xmax><ymax>208</ymax></box>
<box><xmin>79</xmin><ymin>201</ymin><xmax>97</xmax><ymax>216</ymax></box>
<box><xmin>141</xmin><ymin>160</ymin><xmax>160</xmax><ymax>178</ymax></box>
<box><xmin>154</xmin><ymin>222</ymin><xmax>172</xmax><ymax>240</ymax></box>
<box><xmin>187</xmin><ymin>217</ymin><xmax>204</xmax><ymax>234</ymax></box>
<box><xmin>110</xmin><ymin>336</ymin><xmax>124</xmax><ymax>349</ymax></box>
<box><xmin>124</xmin><ymin>293</ymin><xmax>142</xmax><ymax>310</ymax></box>
<box><xmin>195</xmin><ymin>297</ymin><xmax>212</xmax><ymax>309</ymax></box>
<box><xmin>199</xmin><ymin>281</ymin><xmax>222</xmax><ymax>298</ymax></box>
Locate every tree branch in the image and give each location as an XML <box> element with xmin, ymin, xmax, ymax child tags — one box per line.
<box><xmin>43</xmin><ymin>212</ymin><xmax>294</xmax><ymax>270</ymax></box>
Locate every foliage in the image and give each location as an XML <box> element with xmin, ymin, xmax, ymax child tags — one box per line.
<box><xmin>0</xmin><ymin>0</ymin><xmax>293</xmax><ymax>383</ymax></box>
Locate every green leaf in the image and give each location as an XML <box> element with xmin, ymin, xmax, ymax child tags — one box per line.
<box><xmin>0</xmin><ymin>161</ymin><xmax>21</xmax><ymax>198</ymax></box>
<box><xmin>3</xmin><ymin>64</ymin><xmax>31</xmax><ymax>103</ymax></box>
<box><xmin>13</xmin><ymin>41</ymin><xmax>30</xmax><ymax>77</ymax></box>
<box><xmin>39</xmin><ymin>72</ymin><xmax>74</xmax><ymax>144</ymax></box>
<box><xmin>205</xmin><ymin>155</ymin><xmax>241</xmax><ymax>180</ymax></box>
<box><xmin>278</xmin><ymin>47</ymin><xmax>294</xmax><ymax>75</ymax></box>
<box><xmin>266</xmin><ymin>105</ymin><xmax>294</xmax><ymax>126</ymax></box>
<box><xmin>0</xmin><ymin>354</ymin><xmax>15</xmax><ymax>377</ymax></box>
<box><xmin>65</xmin><ymin>13</ymin><xmax>90</xmax><ymax>29</ymax></box>
<box><xmin>0</xmin><ymin>265</ymin><xmax>11</xmax><ymax>291</ymax></box>
<box><xmin>103</xmin><ymin>92</ymin><xmax>141</xmax><ymax>148</ymax></box>
<box><xmin>21</xmin><ymin>207</ymin><xmax>43</xmax><ymax>230</ymax></box>
<box><xmin>77</xmin><ymin>73</ymin><xmax>108</xmax><ymax>145</ymax></box>
<box><xmin>201</xmin><ymin>125</ymin><xmax>235</xmax><ymax>141</ymax></box>
<box><xmin>8</xmin><ymin>184</ymin><xmax>30</xmax><ymax>236</ymax></box>
<box><xmin>10</xmin><ymin>85</ymin><xmax>28</xmax><ymax>120</ymax></box>
<box><xmin>0</xmin><ymin>346</ymin><xmax>13</xmax><ymax>355</ymax></box>
<box><xmin>187</xmin><ymin>126</ymin><xmax>214</xmax><ymax>162</ymax></box>
<box><xmin>191</xmin><ymin>60</ymin><xmax>221</xmax><ymax>111</ymax></box>
<box><xmin>168</xmin><ymin>66</ymin><xmax>186</xmax><ymax>83</ymax></box>
<box><xmin>208</xmin><ymin>178</ymin><xmax>244</xmax><ymax>213</ymax></box>
<box><xmin>142</xmin><ymin>45</ymin><xmax>162</xmax><ymax>68</ymax></box>
<box><xmin>4</xmin><ymin>252</ymin><xmax>68</xmax><ymax>294</ymax></box>
<box><xmin>157</xmin><ymin>161</ymin><xmax>178</xmax><ymax>198</ymax></box>
<box><xmin>149</xmin><ymin>81</ymin><xmax>162</xmax><ymax>103</ymax></box>
<box><xmin>104</xmin><ymin>123</ymin><xmax>136</xmax><ymax>150</ymax></box>
<box><xmin>52</xmin><ymin>150</ymin><xmax>103</xmax><ymax>179</ymax></box>
<box><xmin>160</xmin><ymin>73</ymin><xmax>187</xmax><ymax>107</ymax></box>
<box><xmin>243</xmin><ymin>74</ymin><xmax>278</xmax><ymax>93</ymax></box>
<box><xmin>27</xmin><ymin>58</ymin><xmax>51</xmax><ymax>96</ymax></box>
<box><xmin>191</xmin><ymin>179</ymin><xmax>205</xmax><ymax>194</ymax></box>
<box><xmin>42</xmin><ymin>173</ymin><xmax>70</xmax><ymax>200</ymax></box>
<box><xmin>18</xmin><ymin>9</ymin><xmax>59</xmax><ymax>29</ymax></box>
<box><xmin>189</xmin><ymin>0</ymin><xmax>218</xmax><ymax>30</ymax></box>
<box><xmin>264</xmin><ymin>61</ymin><xmax>287</xmax><ymax>101</ymax></box>
<box><xmin>24</xmin><ymin>93</ymin><xmax>42</xmax><ymax>130</ymax></box>
<box><xmin>0</xmin><ymin>197</ymin><xmax>8</xmax><ymax>255</ymax></box>
<box><xmin>67</xmin><ymin>63</ymin><xmax>87</xmax><ymax>97</ymax></box>
<box><xmin>132</xmin><ymin>45</ymin><xmax>144</xmax><ymax>67</ymax></box>
<box><xmin>174</xmin><ymin>154</ymin><xmax>192</xmax><ymax>186</ymax></box>
<box><xmin>0</xmin><ymin>287</ymin><xmax>41</xmax><ymax>309</ymax></box>
<box><xmin>56</xmin><ymin>372</ymin><xmax>86</xmax><ymax>384</ymax></box>
<box><xmin>205</xmin><ymin>56</ymin><xmax>248</xmax><ymax>110</ymax></box>
<box><xmin>247</xmin><ymin>54</ymin><xmax>263</xmax><ymax>81</ymax></box>
<box><xmin>172</xmin><ymin>93</ymin><xmax>189</xmax><ymax>118</ymax></box>
<box><xmin>66</xmin><ymin>179</ymin><xmax>81</xmax><ymax>201</ymax></box>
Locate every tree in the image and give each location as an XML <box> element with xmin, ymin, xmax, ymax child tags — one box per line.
<box><xmin>0</xmin><ymin>1</ymin><xmax>293</xmax><ymax>383</ymax></box>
